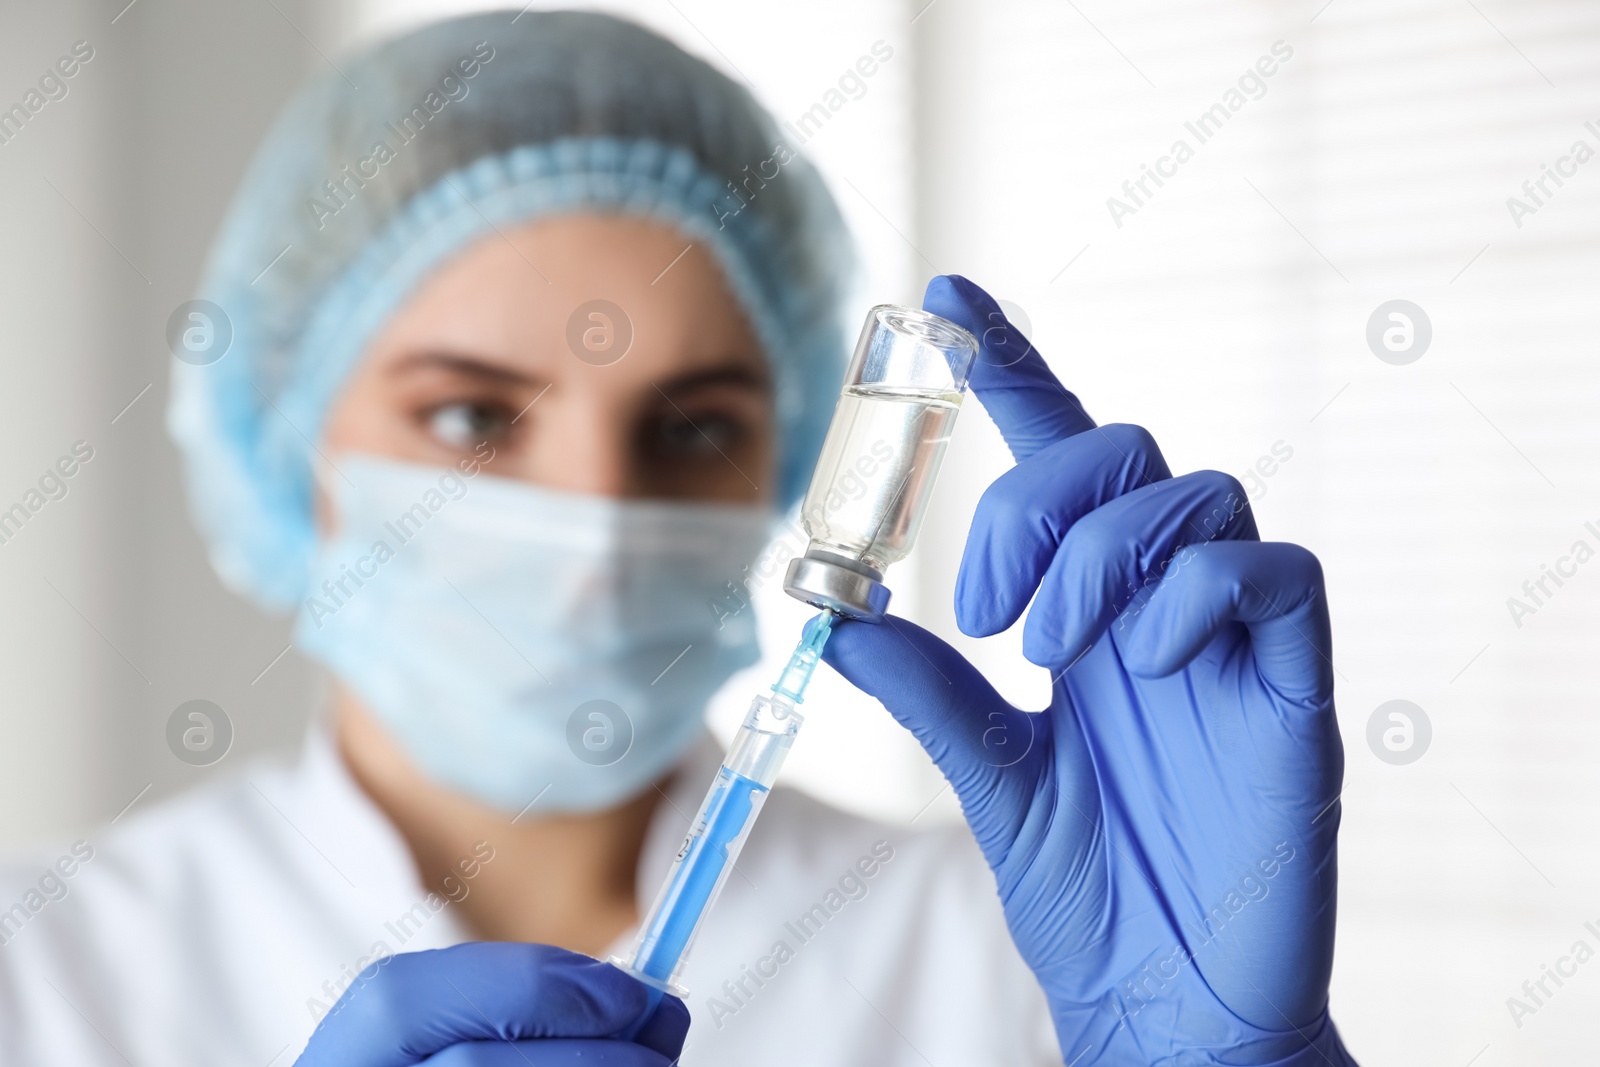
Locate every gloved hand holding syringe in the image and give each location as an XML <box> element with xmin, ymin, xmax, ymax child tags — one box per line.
<box><xmin>615</xmin><ymin>303</ymin><xmax>980</xmax><ymax>1002</ymax></box>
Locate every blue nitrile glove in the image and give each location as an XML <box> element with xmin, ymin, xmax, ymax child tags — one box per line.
<box><xmin>822</xmin><ymin>275</ymin><xmax>1358</xmax><ymax>1066</ymax></box>
<box><xmin>293</xmin><ymin>943</ymin><xmax>688</xmax><ymax>1066</ymax></box>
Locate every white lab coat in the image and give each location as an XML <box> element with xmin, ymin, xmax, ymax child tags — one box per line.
<box><xmin>0</xmin><ymin>714</ymin><xmax>1057</xmax><ymax>1066</ymax></box>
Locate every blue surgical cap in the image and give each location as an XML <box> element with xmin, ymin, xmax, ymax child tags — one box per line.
<box><xmin>168</xmin><ymin>10</ymin><xmax>855</xmax><ymax>610</ymax></box>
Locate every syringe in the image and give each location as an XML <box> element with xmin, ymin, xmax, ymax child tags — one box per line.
<box><xmin>618</xmin><ymin>609</ymin><xmax>836</xmax><ymax>997</ymax></box>
<box><xmin>613</xmin><ymin>301</ymin><xmax>976</xmax><ymax>1014</ymax></box>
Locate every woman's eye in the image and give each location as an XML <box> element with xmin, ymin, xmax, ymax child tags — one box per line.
<box><xmin>426</xmin><ymin>402</ymin><xmax>512</xmax><ymax>449</ymax></box>
<box><xmin>656</xmin><ymin>413</ymin><xmax>744</xmax><ymax>455</ymax></box>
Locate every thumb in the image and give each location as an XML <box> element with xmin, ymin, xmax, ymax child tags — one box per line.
<box><xmin>822</xmin><ymin>615</ymin><xmax>1042</xmax><ymax>851</ymax></box>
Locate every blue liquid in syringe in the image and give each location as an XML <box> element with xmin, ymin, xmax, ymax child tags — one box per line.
<box><xmin>628</xmin><ymin>610</ymin><xmax>832</xmax><ymax>987</ymax></box>
<box><xmin>633</xmin><ymin>766</ymin><xmax>769</xmax><ymax>983</ymax></box>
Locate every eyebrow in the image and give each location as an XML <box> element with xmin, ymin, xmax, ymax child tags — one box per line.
<box><xmin>388</xmin><ymin>351</ymin><xmax>544</xmax><ymax>388</ymax></box>
<box><xmin>656</xmin><ymin>365</ymin><xmax>772</xmax><ymax>395</ymax></box>
<box><xmin>388</xmin><ymin>351</ymin><xmax>771</xmax><ymax>394</ymax></box>
<box><xmin>388</xmin><ymin>351</ymin><xmax>768</xmax><ymax>395</ymax></box>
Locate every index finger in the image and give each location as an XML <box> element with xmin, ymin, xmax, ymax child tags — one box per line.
<box><xmin>922</xmin><ymin>274</ymin><xmax>1095</xmax><ymax>460</ymax></box>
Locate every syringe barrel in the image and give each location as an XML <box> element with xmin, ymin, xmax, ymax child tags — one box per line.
<box><xmin>722</xmin><ymin>691</ymin><xmax>803</xmax><ymax>785</ymax></box>
<box><xmin>622</xmin><ymin>692</ymin><xmax>802</xmax><ymax>993</ymax></box>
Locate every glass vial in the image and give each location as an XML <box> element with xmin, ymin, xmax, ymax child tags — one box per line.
<box><xmin>783</xmin><ymin>304</ymin><xmax>978</xmax><ymax>620</ymax></box>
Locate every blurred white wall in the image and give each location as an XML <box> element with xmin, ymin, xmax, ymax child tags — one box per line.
<box><xmin>0</xmin><ymin>0</ymin><xmax>322</xmax><ymax>847</ymax></box>
<box><xmin>3</xmin><ymin>0</ymin><xmax>1599</xmax><ymax>1063</ymax></box>
<box><xmin>0</xmin><ymin>4</ymin><xmax>114</xmax><ymax>848</ymax></box>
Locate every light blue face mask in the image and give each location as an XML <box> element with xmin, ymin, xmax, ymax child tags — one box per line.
<box><xmin>293</xmin><ymin>454</ymin><xmax>769</xmax><ymax>814</ymax></box>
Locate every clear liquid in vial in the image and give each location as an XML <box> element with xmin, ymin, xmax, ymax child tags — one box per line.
<box><xmin>801</xmin><ymin>383</ymin><xmax>962</xmax><ymax>571</ymax></box>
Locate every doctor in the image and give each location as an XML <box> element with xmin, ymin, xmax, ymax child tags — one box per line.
<box><xmin>0</xmin><ymin>11</ymin><xmax>1357</xmax><ymax>1067</ymax></box>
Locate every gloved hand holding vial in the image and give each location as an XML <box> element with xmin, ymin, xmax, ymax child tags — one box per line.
<box><xmin>822</xmin><ymin>275</ymin><xmax>1356</xmax><ymax>1065</ymax></box>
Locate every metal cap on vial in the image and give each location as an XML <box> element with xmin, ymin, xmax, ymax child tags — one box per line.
<box><xmin>782</xmin><ymin>548</ymin><xmax>891</xmax><ymax>621</ymax></box>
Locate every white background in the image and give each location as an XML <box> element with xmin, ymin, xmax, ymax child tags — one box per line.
<box><xmin>2</xmin><ymin>0</ymin><xmax>1599</xmax><ymax>1062</ymax></box>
